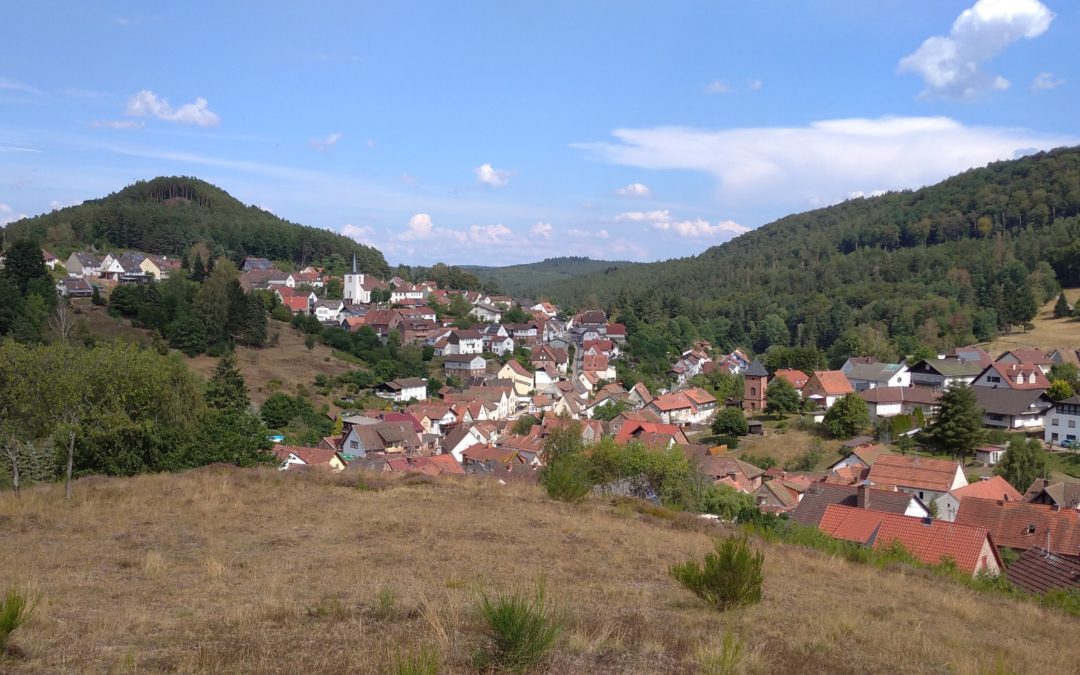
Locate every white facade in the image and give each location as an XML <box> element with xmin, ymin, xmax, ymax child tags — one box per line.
<box><xmin>1045</xmin><ymin>397</ymin><xmax>1080</xmax><ymax>446</ymax></box>
<box><xmin>344</xmin><ymin>271</ymin><xmax>371</xmax><ymax>304</ymax></box>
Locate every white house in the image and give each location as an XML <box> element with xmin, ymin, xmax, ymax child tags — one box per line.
<box><xmin>66</xmin><ymin>252</ymin><xmax>101</xmax><ymax>278</ymax></box>
<box><xmin>470</xmin><ymin>303</ymin><xmax>503</xmax><ymax>323</ymax></box>
<box><xmin>313</xmin><ymin>299</ymin><xmax>345</xmax><ymax>323</ymax></box>
<box><xmin>972</xmin><ymin>388</ymin><xmax>1053</xmax><ymax>430</ymax></box>
<box><xmin>907</xmin><ymin>358</ymin><xmax>983</xmax><ymax>389</ymax></box>
<box><xmin>865</xmin><ymin>455</ymin><xmax>967</xmax><ymax>506</ymax></box>
<box><xmin>1045</xmin><ymin>394</ymin><xmax>1080</xmax><ymax>447</ymax></box>
<box><xmin>857</xmin><ymin>386</ymin><xmax>940</xmax><ymax>424</ymax></box>
<box><xmin>842</xmin><ymin>360</ymin><xmax>910</xmax><ymax>391</ymax></box>
<box><xmin>443</xmin><ymin>354</ymin><xmax>487</xmax><ymax>377</ymax></box>
<box><xmin>934</xmin><ymin>476</ymin><xmax>1022</xmax><ymax>523</ymax></box>
<box><xmin>445</xmin><ymin>330</ymin><xmax>484</xmax><ymax>355</ymax></box>
<box><xmin>375</xmin><ymin>377</ymin><xmax>428</xmax><ymax>403</ymax></box>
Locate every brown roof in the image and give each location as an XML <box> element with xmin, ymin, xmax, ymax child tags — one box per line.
<box><xmin>789</xmin><ymin>482</ymin><xmax>921</xmax><ymax>527</ymax></box>
<box><xmin>1022</xmin><ymin>478</ymin><xmax>1080</xmax><ymax>510</ymax></box>
<box><xmin>1006</xmin><ymin>547</ymin><xmax>1080</xmax><ymax>594</ymax></box>
<box><xmin>858</xmin><ymin>386</ymin><xmax>940</xmax><ymax>405</ymax></box>
<box><xmin>954</xmin><ymin>497</ymin><xmax>1080</xmax><ymax>558</ymax></box>
<box><xmin>808</xmin><ymin>370</ymin><xmax>854</xmax><ymax>396</ymax></box>
<box><xmin>996</xmin><ymin>348</ymin><xmax>1052</xmax><ymax>365</ymax></box>
<box><xmin>866</xmin><ymin>454</ymin><xmax>961</xmax><ymax>493</ymax></box>
<box><xmin>819</xmin><ymin>505</ymin><xmax>1000</xmax><ymax>576</ymax></box>
<box><xmin>951</xmin><ymin>476</ymin><xmax>1023</xmax><ymax>502</ymax></box>
<box><xmin>978</xmin><ymin>362</ymin><xmax>1051</xmax><ymax>390</ymax></box>
<box><xmin>772</xmin><ymin>369</ymin><xmax>809</xmax><ymax>390</ymax></box>
<box><xmin>272</xmin><ymin>444</ymin><xmax>341</xmax><ymax>466</ymax></box>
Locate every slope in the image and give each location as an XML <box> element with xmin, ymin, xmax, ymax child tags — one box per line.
<box><xmin>3</xmin><ymin>176</ymin><xmax>389</xmax><ymax>276</ymax></box>
<box><xmin>462</xmin><ymin>256</ymin><xmax>639</xmax><ymax>298</ymax></box>
<box><xmin>1</xmin><ymin>468</ymin><xmax>1077</xmax><ymax>674</ymax></box>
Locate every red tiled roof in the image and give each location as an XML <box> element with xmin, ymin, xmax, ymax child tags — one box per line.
<box><xmin>951</xmin><ymin>476</ymin><xmax>1022</xmax><ymax>502</ymax></box>
<box><xmin>979</xmin><ymin>362</ymin><xmax>1051</xmax><ymax>390</ymax></box>
<box><xmin>809</xmin><ymin>370</ymin><xmax>854</xmax><ymax>396</ymax></box>
<box><xmin>613</xmin><ymin>420</ymin><xmax>688</xmax><ymax>446</ymax></box>
<box><xmin>866</xmin><ymin>454</ymin><xmax>962</xmax><ymax>493</ymax></box>
<box><xmin>819</xmin><ymin>505</ymin><xmax>1000</xmax><ymax>575</ymax></box>
<box><xmin>954</xmin><ymin>497</ymin><xmax>1080</xmax><ymax>558</ymax></box>
<box><xmin>773</xmin><ymin>369</ymin><xmax>809</xmax><ymax>390</ymax></box>
<box><xmin>1006</xmin><ymin>547</ymin><xmax>1080</xmax><ymax>594</ymax></box>
<box><xmin>273</xmin><ymin>444</ymin><xmax>340</xmax><ymax>466</ymax></box>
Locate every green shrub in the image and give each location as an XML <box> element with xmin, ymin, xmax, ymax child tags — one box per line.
<box><xmin>670</xmin><ymin>535</ymin><xmax>764</xmax><ymax>611</ymax></box>
<box><xmin>474</xmin><ymin>582</ymin><xmax>563</xmax><ymax>671</ymax></box>
<box><xmin>695</xmin><ymin>631</ymin><xmax>745</xmax><ymax>675</ymax></box>
<box><xmin>542</xmin><ymin>459</ymin><xmax>592</xmax><ymax>503</ymax></box>
<box><xmin>372</xmin><ymin>587</ymin><xmax>397</xmax><ymax>621</ymax></box>
<box><xmin>390</xmin><ymin>645</ymin><xmax>439</xmax><ymax>675</ymax></box>
<box><xmin>0</xmin><ymin>586</ymin><xmax>38</xmax><ymax>651</ymax></box>
<box><xmin>1040</xmin><ymin>588</ymin><xmax>1080</xmax><ymax>616</ymax></box>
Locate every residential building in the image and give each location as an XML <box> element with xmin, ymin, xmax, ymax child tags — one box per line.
<box><xmin>1045</xmin><ymin>394</ymin><xmax>1080</xmax><ymax>446</ymax></box>
<box><xmin>954</xmin><ymin>497</ymin><xmax>1080</xmax><ymax>559</ymax></box>
<box><xmin>374</xmin><ymin>377</ymin><xmax>428</xmax><ymax>403</ymax></box>
<box><xmin>865</xmin><ymin>454</ymin><xmax>967</xmax><ymax>505</ymax></box>
<box><xmin>646</xmin><ymin>388</ymin><xmax>717</xmax><ymax>426</ymax></box>
<box><xmin>65</xmin><ymin>252</ymin><xmax>101</xmax><ymax>278</ymax></box>
<box><xmin>313</xmin><ymin>298</ymin><xmax>345</xmax><ymax>323</ymax></box>
<box><xmin>497</xmin><ymin>360</ymin><xmax>534</xmax><ymax>396</ymax></box>
<box><xmin>1005</xmin><ymin>547</ymin><xmax>1080</xmax><ymax>594</ymax></box>
<box><xmin>908</xmin><ymin>358</ymin><xmax>983</xmax><ymax>389</ymax></box>
<box><xmin>935</xmin><ymin>476</ymin><xmax>1023</xmax><ymax>522</ymax></box>
<box><xmin>802</xmin><ymin>370</ymin><xmax>854</xmax><ymax>409</ymax></box>
<box><xmin>857</xmin><ymin>386</ymin><xmax>940</xmax><ymax>423</ymax></box>
<box><xmin>972</xmin><ymin>362</ymin><xmax>1051</xmax><ymax>391</ymax></box>
<box><xmin>772</xmin><ymin>369</ymin><xmax>809</xmax><ymax>392</ymax></box>
<box><xmin>842</xmin><ymin>360</ymin><xmax>910</xmax><ymax>391</ymax></box>
<box><xmin>55</xmin><ymin>276</ymin><xmax>93</xmax><ymax>298</ymax></box>
<box><xmin>242</xmin><ymin>257</ymin><xmax>274</xmax><ymax>272</ymax></box>
<box><xmin>443</xmin><ymin>354</ymin><xmax>488</xmax><ymax>377</ymax></box>
<box><xmin>273</xmin><ymin>445</ymin><xmax>347</xmax><ymax>471</ymax></box>
<box><xmin>971</xmin><ymin>388</ymin><xmax>1053</xmax><ymax>430</ymax></box>
<box><xmin>1022</xmin><ymin>478</ymin><xmax>1080</xmax><ymax>510</ymax></box>
<box><xmin>996</xmin><ymin>348</ymin><xmax>1053</xmax><ymax>374</ymax></box>
<box><xmin>789</xmin><ymin>481</ymin><xmax>928</xmax><ymax>527</ymax></box>
<box><xmin>470</xmin><ymin>303</ymin><xmax>502</xmax><ymax>323</ymax></box>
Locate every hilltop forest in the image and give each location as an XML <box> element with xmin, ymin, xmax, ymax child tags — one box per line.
<box><xmin>533</xmin><ymin>146</ymin><xmax>1080</xmax><ymax>376</ymax></box>
<box><xmin>4</xmin><ymin>176</ymin><xmax>389</xmax><ymax>276</ymax></box>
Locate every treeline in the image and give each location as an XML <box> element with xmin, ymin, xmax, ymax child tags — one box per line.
<box><xmin>4</xmin><ymin>176</ymin><xmax>389</xmax><ymax>276</ymax></box>
<box><xmin>0</xmin><ymin>343</ymin><xmax>272</xmax><ymax>494</ymax></box>
<box><xmin>463</xmin><ymin>257</ymin><xmax>638</xmax><ymax>298</ymax></box>
<box><xmin>538</xmin><ymin>146</ymin><xmax>1080</xmax><ymax>371</ymax></box>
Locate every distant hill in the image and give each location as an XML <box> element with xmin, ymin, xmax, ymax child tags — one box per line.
<box><xmin>462</xmin><ymin>256</ymin><xmax>639</xmax><ymax>298</ymax></box>
<box><xmin>534</xmin><ymin>146</ymin><xmax>1080</xmax><ymax>367</ymax></box>
<box><xmin>3</xmin><ymin>176</ymin><xmax>389</xmax><ymax>276</ymax></box>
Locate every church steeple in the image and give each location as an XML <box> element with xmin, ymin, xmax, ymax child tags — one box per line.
<box><xmin>351</xmin><ymin>253</ymin><xmax>357</xmax><ymax>274</ymax></box>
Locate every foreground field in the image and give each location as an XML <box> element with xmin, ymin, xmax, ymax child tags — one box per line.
<box><xmin>2</xmin><ymin>469</ymin><xmax>1078</xmax><ymax>674</ymax></box>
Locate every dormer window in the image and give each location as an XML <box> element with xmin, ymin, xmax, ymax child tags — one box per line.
<box><xmin>1026</xmin><ymin>523</ymin><xmax>1036</xmax><ymax>534</ymax></box>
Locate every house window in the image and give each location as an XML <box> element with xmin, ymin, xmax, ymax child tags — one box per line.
<box><xmin>1070</xmin><ymin>420</ymin><xmax>1077</xmax><ymax>429</ymax></box>
<box><xmin>350</xmin><ymin>441</ymin><xmax>358</xmax><ymax>449</ymax></box>
<box><xmin>1052</xmin><ymin>418</ymin><xmax>1059</xmax><ymax>426</ymax></box>
<box><xmin>750</xmin><ymin>387</ymin><xmax>756</xmax><ymax>396</ymax></box>
<box><xmin>918</xmin><ymin>491</ymin><xmax>924</xmax><ymax>500</ymax></box>
<box><xmin>987</xmin><ymin>375</ymin><xmax>1001</xmax><ymax>383</ymax></box>
<box><xmin>1051</xmin><ymin>433</ymin><xmax>1059</xmax><ymax>442</ymax></box>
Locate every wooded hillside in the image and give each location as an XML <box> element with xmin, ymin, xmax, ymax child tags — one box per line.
<box><xmin>3</xmin><ymin>176</ymin><xmax>389</xmax><ymax>276</ymax></box>
<box><xmin>463</xmin><ymin>256</ymin><xmax>639</xmax><ymax>297</ymax></box>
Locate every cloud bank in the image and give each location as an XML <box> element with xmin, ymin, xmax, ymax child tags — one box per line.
<box><xmin>125</xmin><ymin>90</ymin><xmax>220</xmax><ymax>127</ymax></box>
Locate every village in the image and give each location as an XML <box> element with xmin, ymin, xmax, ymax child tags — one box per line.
<box><xmin>50</xmin><ymin>248</ymin><xmax>1080</xmax><ymax>596</ymax></box>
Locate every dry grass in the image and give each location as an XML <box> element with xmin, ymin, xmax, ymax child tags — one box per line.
<box><xmin>730</xmin><ymin>426</ymin><xmax>840</xmax><ymax>471</ymax></box>
<box><xmin>982</xmin><ymin>287</ymin><xmax>1080</xmax><ymax>353</ymax></box>
<box><xmin>2</xmin><ymin>468</ymin><xmax>1078</xmax><ymax>673</ymax></box>
<box><xmin>185</xmin><ymin>323</ymin><xmax>354</xmax><ymax>407</ymax></box>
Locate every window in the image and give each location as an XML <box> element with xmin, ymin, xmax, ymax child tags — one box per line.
<box><xmin>1070</xmin><ymin>420</ymin><xmax>1077</xmax><ymax>429</ymax></box>
<box><xmin>750</xmin><ymin>387</ymin><xmax>756</xmax><ymax>396</ymax></box>
<box><xmin>987</xmin><ymin>375</ymin><xmax>1000</xmax><ymax>383</ymax></box>
<box><xmin>1052</xmin><ymin>418</ymin><xmax>1060</xmax><ymax>426</ymax></box>
<box><xmin>350</xmin><ymin>441</ymin><xmax>358</xmax><ymax>449</ymax></box>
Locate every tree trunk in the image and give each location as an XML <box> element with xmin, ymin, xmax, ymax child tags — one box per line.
<box><xmin>6</xmin><ymin>444</ymin><xmax>19</xmax><ymax>496</ymax></box>
<box><xmin>64</xmin><ymin>428</ymin><xmax>75</xmax><ymax>500</ymax></box>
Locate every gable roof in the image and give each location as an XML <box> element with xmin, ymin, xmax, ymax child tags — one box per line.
<box><xmin>977</xmin><ymin>362</ymin><xmax>1051</xmax><ymax>390</ymax></box>
<box><xmin>772</xmin><ymin>369</ymin><xmax>809</xmax><ymax>390</ymax></box>
<box><xmin>858</xmin><ymin>386</ymin><xmax>940</xmax><ymax>406</ymax></box>
<box><xmin>273</xmin><ymin>444</ymin><xmax>341</xmax><ymax>466</ymax></box>
<box><xmin>1022</xmin><ymin>478</ymin><xmax>1080</xmax><ymax>510</ymax></box>
<box><xmin>789</xmin><ymin>482</ymin><xmax>921</xmax><ymax>527</ymax></box>
<box><xmin>1006</xmin><ymin>546</ymin><xmax>1080</xmax><ymax>594</ymax></box>
<box><xmin>819</xmin><ymin>505</ymin><xmax>999</xmax><ymax>575</ymax></box>
<box><xmin>971</xmin><ymin>387</ymin><xmax>1053</xmax><ymax>417</ymax></box>
<box><xmin>951</xmin><ymin>476</ymin><xmax>1023</xmax><ymax>503</ymax></box>
<box><xmin>845</xmin><ymin>362</ymin><xmax>907</xmax><ymax>383</ymax></box>
<box><xmin>866</xmin><ymin>454</ymin><xmax>961</xmax><ymax>493</ymax></box>
<box><xmin>913</xmin><ymin>358</ymin><xmax>984</xmax><ymax>377</ymax></box>
<box><xmin>996</xmin><ymin>348</ymin><xmax>1052</xmax><ymax>365</ymax></box>
<box><xmin>808</xmin><ymin>370</ymin><xmax>854</xmax><ymax>396</ymax></box>
<box><xmin>954</xmin><ymin>496</ymin><xmax>1080</xmax><ymax>558</ymax></box>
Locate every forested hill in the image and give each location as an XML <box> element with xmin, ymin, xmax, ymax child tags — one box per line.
<box><xmin>462</xmin><ymin>256</ymin><xmax>639</xmax><ymax>297</ymax></box>
<box><xmin>3</xmin><ymin>176</ymin><xmax>389</xmax><ymax>276</ymax></box>
<box><xmin>540</xmin><ymin>146</ymin><xmax>1080</xmax><ymax>373</ymax></box>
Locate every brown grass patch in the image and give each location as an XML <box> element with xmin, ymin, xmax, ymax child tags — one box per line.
<box><xmin>1</xmin><ymin>469</ymin><xmax>1078</xmax><ymax>673</ymax></box>
<box><xmin>982</xmin><ymin>287</ymin><xmax>1080</xmax><ymax>353</ymax></box>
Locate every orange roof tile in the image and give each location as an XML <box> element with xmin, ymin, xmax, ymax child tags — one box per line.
<box><xmin>866</xmin><ymin>454</ymin><xmax>962</xmax><ymax>493</ymax></box>
<box><xmin>951</xmin><ymin>476</ymin><xmax>1022</xmax><ymax>502</ymax></box>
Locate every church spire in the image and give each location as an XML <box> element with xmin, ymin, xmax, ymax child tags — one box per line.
<box><xmin>351</xmin><ymin>253</ymin><xmax>357</xmax><ymax>274</ymax></box>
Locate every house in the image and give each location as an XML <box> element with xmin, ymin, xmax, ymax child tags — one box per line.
<box><xmin>693</xmin><ymin>452</ymin><xmax>766</xmax><ymax>493</ymax></box>
<box><xmin>996</xmin><ymin>349</ymin><xmax>1053</xmax><ymax>375</ymax></box>
<box><xmin>481</xmin><ymin>325</ymin><xmax>515</xmax><ymax>356</ymax></box>
<box><xmin>646</xmin><ymin>388</ymin><xmax>717</xmax><ymax>426</ymax></box>
<box><xmin>1045</xmin><ymin>394</ymin><xmax>1080</xmax><ymax>447</ymax></box>
<box><xmin>531</xmin><ymin>345</ymin><xmax>569</xmax><ymax>374</ymax></box>
<box><xmin>954</xmin><ymin>497</ymin><xmax>1080</xmax><ymax>559</ymax></box>
<box><xmin>974</xmin><ymin>445</ymin><xmax>1008</xmax><ymax>466</ymax></box>
<box><xmin>385</xmin><ymin>454</ymin><xmax>465</xmax><ymax>477</ymax></box>
<box><xmin>789</xmin><ymin>481</ymin><xmax>928</xmax><ymax>527</ymax></box>
<box><xmin>340</xmin><ymin>421</ymin><xmax>422</xmax><ymax>457</ymax></box>
<box><xmin>582</xmin><ymin>353</ymin><xmax>614</xmax><ymax>379</ymax></box>
<box><xmin>753</xmin><ymin>479</ymin><xmax>802</xmax><ymax>513</ymax></box>
<box><xmin>715</xmin><ymin>349</ymin><xmax>751</xmax><ymax>375</ymax></box>
<box><xmin>842</xmin><ymin>360</ymin><xmax>910</xmax><ymax>391</ymax></box>
<box><xmin>818</xmin><ymin>505</ymin><xmax>1002</xmax><ymax>577</ymax></box>
<box><xmin>668</xmin><ymin>347</ymin><xmax>713</xmax><ymax>387</ymax></box>
<box><xmin>626</xmin><ymin>382</ymin><xmax>653</xmax><ymax>408</ymax></box>
<box><xmin>1048</xmin><ymin>348</ymin><xmax>1080</xmax><ymax>367</ymax></box>
<box><xmin>374</xmin><ymin>377</ymin><xmax>428</xmax><ymax>403</ymax></box>
<box><xmin>935</xmin><ymin>476</ymin><xmax>1023</xmax><ymax>522</ymax></box>
<box><xmin>971</xmin><ymin>388</ymin><xmax>1053</xmax><ymax>430</ymax></box>
<box><xmin>313</xmin><ymin>298</ymin><xmax>345</xmax><ymax>323</ymax></box>
<box><xmin>1006</xmin><ymin>546</ymin><xmax>1080</xmax><ymax>594</ymax></box>
<box><xmin>772</xmin><ymin>369</ymin><xmax>809</xmax><ymax>392</ymax></box>
<box><xmin>606</xmin><ymin>323</ymin><xmax>627</xmax><ymax>343</ymax></box>
<box><xmin>242</xmin><ymin>256</ymin><xmax>274</xmax><ymax>272</ymax></box>
<box><xmin>944</xmin><ymin>345</ymin><xmax>994</xmax><ymax>367</ymax></box>
<box><xmin>531</xmin><ymin>301</ymin><xmax>558</xmax><ymax>318</ymax></box>
<box><xmin>41</xmin><ymin>249</ymin><xmax>60</xmax><ymax>268</ymax></box>
<box><xmin>802</xmin><ymin>370</ymin><xmax>854</xmax><ymax>409</ymax></box>
<box><xmin>443</xmin><ymin>354</ymin><xmax>488</xmax><ymax>377</ymax></box>
<box><xmin>908</xmin><ymin>358</ymin><xmax>983</xmax><ymax>389</ymax></box>
<box><xmin>743</xmin><ymin>359</ymin><xmax>768</xmax><ymax>412</ymax></box>
<box><xmin>470</xmin><ymin>303</ymin><xmax>503</xmax><ymax>323</ymax></box>
<box><xmin>1022</xmin><ymin>478</ymin><xmax>1080</xmax><ymax>510</ymax></box>
<box><xmin>497</xmin><ymin>360</ymin><xmax>534</xmax><ymax>396</ymax></box>
<box><xmin>571</xmin><ymin>309</ymin><xmax>607</xmax><ymax>329</ymax></box>
<box><xmin>140</xmin><ymin>255</ymin><xmax>180</xmax><ymax>280</ymax></box>
<box><xmin>827</xmin><ymin>444</ymin><xmax>892</xmax><ymax>473</ymax></box>
<box><xmin>55</xmin><ymin>276</ymin><xmax>93</xmax><ymax>298</ymax></box>
<box><xmin>65</xmin><ymin>252</ymin><xmax>101</xmax><ymax>278</ymax></box>
<box><xmin>972</xmin><ymin>362</ymin><xmax>1051</xmax><ymax>391</ymax></box>
<box><xmin>273</xmin><ymin>444</ymin><xmax>347</xmax><ymax>471</ymax></box>
<box><xmin>613</xmin><ymin>420</ymin><xmax>690</xmax><ymax>447</ymax></box>
<box><xmin>857</xmin><ymin>386</ymin><xmax>940</xmax><ymax>423</ymax></box>
<box><xmin>865</xmin><ymin>454</ymin><xmax>967</xmax><ymax>505</ymax></box>
<box><xmin>444</xmin><ymin>330</ymin><xmax>484</xmax><ymax>355</ymax></box>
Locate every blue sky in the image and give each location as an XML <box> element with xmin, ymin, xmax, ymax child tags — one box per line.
<box><xmin>2</xmin><ymin>1</ymin><xmax>1078</xmax><ymax>266</ymax></box>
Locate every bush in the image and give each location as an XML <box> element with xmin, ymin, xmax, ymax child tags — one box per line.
<box><xmin>542</xmin><ymin>458</ymin><xmax>592</xmax><ymax>503</ymax></box>
<box><xmin>669</xmin><ymin>535</ymin><xmax>764</xmax><ymax>611</ymax></box>
<box><xmin>695</xmin><ymin>632</ymin><xmax>745</xmax><ymax>675</ymax></box>
<box><xmin>711</xmin><ymin>407</ymin><xmax>748</xmax><ymax>437</ymax></box>
<box><xmin>474</xmin><ymin>582</ymin><xmax>563</xmax><ymax>671</ymax></box>
<box><xmin>1041</xmin><ymin>588</ymin><xmax>1080</xmax><ymax>617</ymax></box>
<box><xmin>390</xmin><ymin>645</ymin><xmax>439</xmax><ymax>675</ymax></box>
<box><xmin>0</xmin><ymin>586</ymin><xmax>38</xmax><ymax>652</ymax></box>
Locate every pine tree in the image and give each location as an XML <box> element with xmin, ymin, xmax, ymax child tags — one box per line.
<box><xmin>2</xmin><ymin>240</ymin><xmax>48</xmax><ymax>294</ymax></box>
<box><xmin>205</xmin><ymin>353</ymin><xmax>249</xmax><ymax>412</ymax></box>
<box><xmin>1054</xmin><ymin>292</ymin><xmax>1071</xmax><ymax>319</ymax></box>
<box><xmin>239</xmin><ymin>294</ymin><xmax>268</xmax><ymax>347</ymax></box>
<box><xmin>927</xmin><ymin>383</ymin><xmax>983</xmax><ymax>460</ymax></box>
<box><xmin>191</xmin><ymin>253</ymin><xmax>206</xmax><ymax>282</ymax></box>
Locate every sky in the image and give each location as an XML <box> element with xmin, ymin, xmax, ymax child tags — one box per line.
<box><xmin>2</xmin><ymin>0</ymin><xmax>1079</xmax><ymax>266</ymax></box>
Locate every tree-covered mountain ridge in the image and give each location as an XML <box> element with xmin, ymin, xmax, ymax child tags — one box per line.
<box><xmin>4</xmin><ymin>176</ymin><xmax>390</xmax><ymax>277</ymax></box>
<box><xmin>461</xmin><ymin>256</ymin><xmax>640</xmax><ymax>297</ymax></box>
<box><xmin>534</xmin><ymin>145</ymin><xmax>1080</xmax><ymax>376</ymax></box>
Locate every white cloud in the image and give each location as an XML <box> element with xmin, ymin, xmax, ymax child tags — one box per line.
<box><xmin>310</xmin><ymin>132</ymin><xmax>343</xmax><ymax>151</ymax></box>
<box><xmin>615</xmin><ymin>182</ymin><xmax>652</xmax><ymax>198</ymax></box>
<box><xmin>898</xmin><ymin>0</ymin><xmax>1054</xmax><ymax>100</ymax></box>
<box><xmin>0</xmin><ymin>77</ymin><xmax>39</xmax><ymax>94</ymax></box>
<box><xmin>576</xmin><ymin>116</ymin><xmax>1077</xmax><ymax>214</ymax></box>
<box><xmin>0</xmin><ymin>203</ymin><xmax>28</xmax><ymax>226</ymax></box>
<box><xmin>748</xmin><ymin>79</ymin><xmax>763</xmax><ymax>91</ymax></box>
<box><xmin>474</xmin><ymin>163</ymin><xmax>511</xmax><ymax>187</ymax></box>
<box><xmin>615</xmin><ymin>209</ymin><xmax>671</xmax><ymax>223</ymax></box>
<box><xmin>1032</xmin><ymin>71</ymin><xmax>1064</xmax><ymax>90</ymax></box>
<box><xmin>125</xmin><ymin>90</ymin><xmax>220</xmax><ymax>127</ymax></box>
<box><xmin>89</xmin><ymin>120</ymin><xmax>144</xmax><ymax>130</ymax></box>
<box><xmin>531</xmin><ymin>222</ymin><xmax>553</xmax><ymax>239</ymax></box>
<box><xmin>400</xmin><ymin>213</ymin><xmax>435</xmax><ymax>241</ymax></box>
<box><xmin>704</xmin><ymin>80</ymin><xmax>731</xmax><ymax>94</ymax></box>
<box><xmin>341</xmin><ymin>223</ymin><xmax>374</xmax><ymax>242</ymax></box>
<box><xmin>652</xmin><ymin>218</ymin><xmax>748</xmax><ymax>238</ymax></box>
<box><xmin>469</xmin><ymin>223</ymin><xmax>513</xmax><ymax>245</ymax></box>
<box><xmin>992</xmin><ymin>76</ymin><xmax>1011</xmax><ymax>90</ymax></box>
<box><xmin>598</xmin><ymin>229</ymin><xmax>610</xmax><ymax>239</ymax></box>
<box><xmin>400</xmin><ymin>173</ymin><xmax>419</xmax><ymax>187</ymax></box>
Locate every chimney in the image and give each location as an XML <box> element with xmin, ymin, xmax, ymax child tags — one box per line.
<box><xmin>857</xmin><ymin>481</ymin><xmax>871</xmax><ymax>509</ymax></box>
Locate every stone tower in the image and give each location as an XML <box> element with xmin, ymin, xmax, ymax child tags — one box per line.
<box><xmin>743</xmin><ymin>359</ymin><xmax>768</xmax><ymax>412</ymax></box>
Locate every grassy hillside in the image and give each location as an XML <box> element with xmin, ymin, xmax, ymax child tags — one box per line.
<box><xmin>463</xmin><ymin>257</ymin><xmax>639</xmax><ymax>298</ymax></box>
<box><xmin>2</xmin><ymin>469</ymin><xmax>1077</xmax><ymax>673</ymax></box>
<box><xmin>3</xmin><ymin>176</ymin><xmax>389</xmax><ymax>276</ymax></box>
<box><xmin>981</xmin><ymin>287</ymin><xmax>1080</xmax><ymax>353</ymax></box>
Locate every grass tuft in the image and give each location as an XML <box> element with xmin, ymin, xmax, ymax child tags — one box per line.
<box><xmin>670</xmin><ymin>535</ymin><xmax>763</xmax><ymax>611</ymax></box>
<box><xmin>474</xmin><ymin>581</ymin><xmax>563</xmax><ymax>671</ymax></box>
<box><xmin>695</xmin><ymin>631</ymin><xmax>745</xmax><ymax>675</ymax></box>
<box><xmin>0</xmin><ymin>586</ymin><xmax>39</xmax><ymax>653</ymax></box>
<box><xmin>388</xmin><ymin>645</ymin><xmax>439</xmax><ymax>675</ymax></box>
